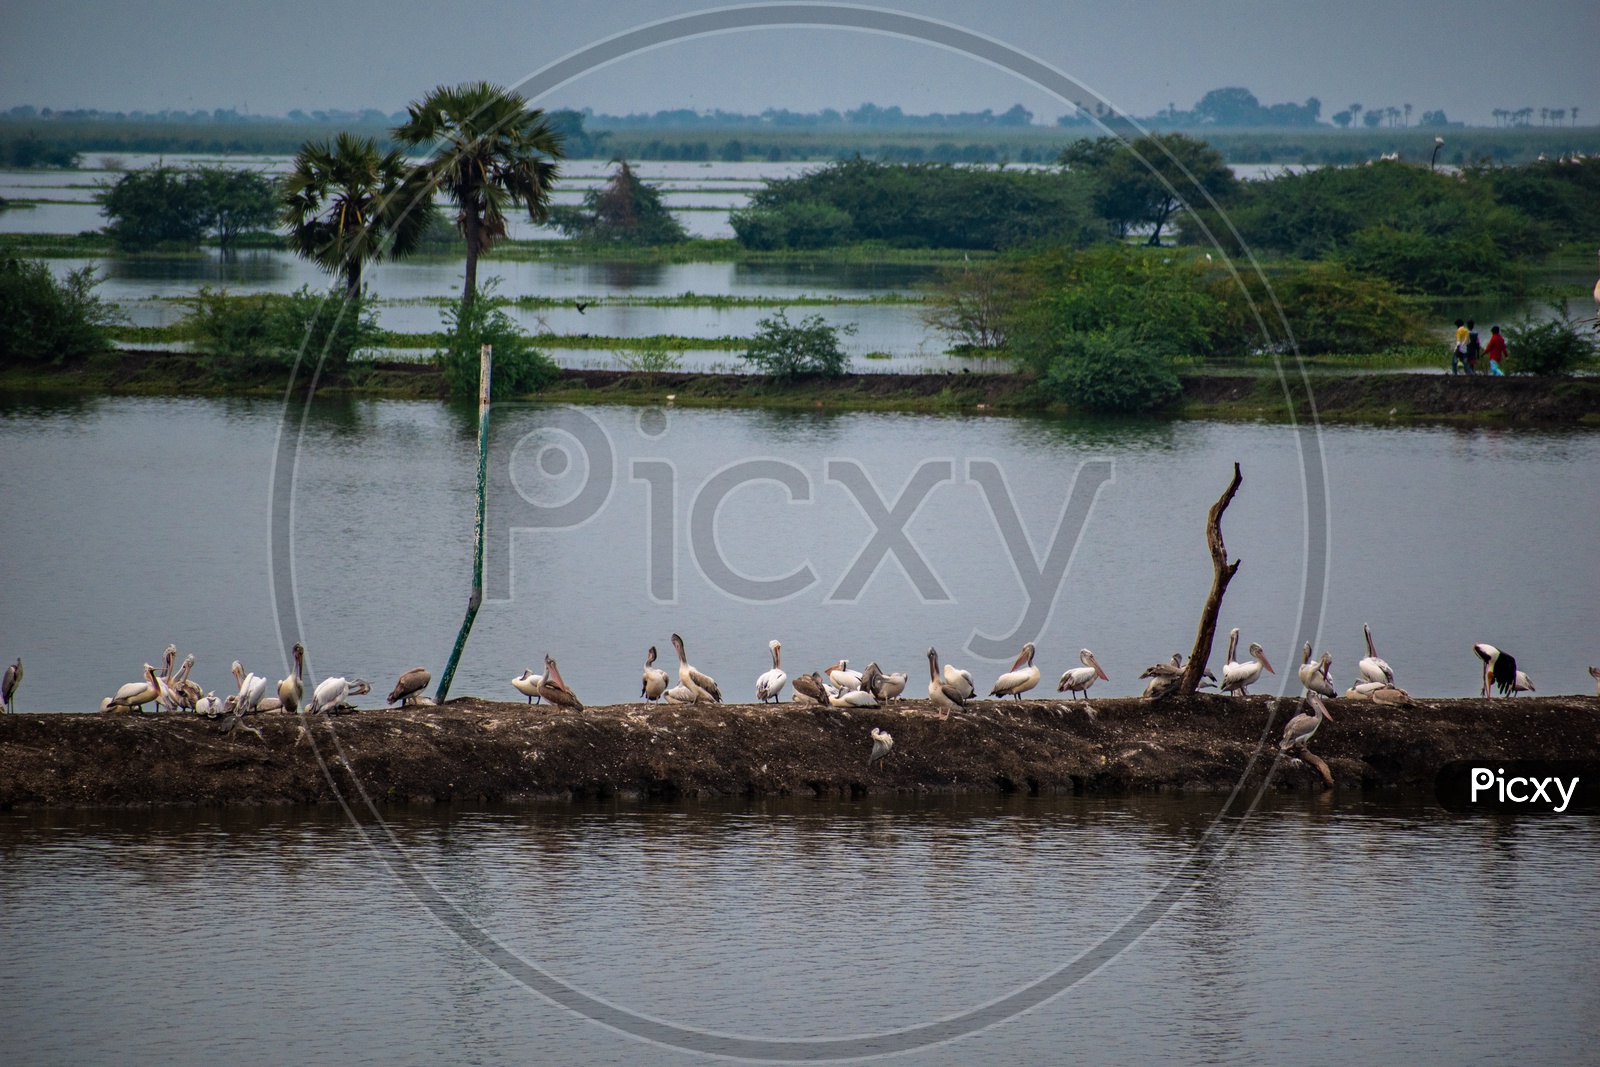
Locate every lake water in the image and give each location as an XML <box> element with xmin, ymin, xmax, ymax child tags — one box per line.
<box><xmin>2</xmin><ymin>792</ymin><xmax>1597</xmax><ymax>1065</ymax></box>
<box><xmin>1</xmin><ymin>395</ymin><xmax>1596</xmax><ymax>711</ymax></box>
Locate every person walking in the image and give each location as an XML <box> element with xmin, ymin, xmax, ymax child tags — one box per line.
<box><xmin>1452</xmin><ymin>318</ymin><xmax>1472</xmax><ymax>375</ymax></box>
<box><xmin>1464</xmin><ymin>320</ymin><xmax>1482</xmax><ymax>374</ymax></box>
<box><xmin>1484</xmin><ymin>325</ymin><xmax>1507</xmax><ymax>375</ymax></box>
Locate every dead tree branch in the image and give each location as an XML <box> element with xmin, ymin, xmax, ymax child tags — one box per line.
<box><xmin>1181</xmin><ymin>462</ymin><xmax>1243</xmax><ymax>695</ymax></box>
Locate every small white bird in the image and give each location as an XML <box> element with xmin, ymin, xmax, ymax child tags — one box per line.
<box><xmin>991</xmin><ymin>642</ymin><xmax>1041</xmax><ymax>699</ymax></box>
<box><xmin>513</xmin><ymin>668</ymin><xmax>546</xmax><ymax>704</ymax></box>
<box><xmin>106</xmin><ymin>664</ymin><xmax>162</xmax><ymax>713</ymax></box>
<box><xmin>1358</xmin><ymin>624</ymin><xmax>1394</xmax><ymax>685</ymax></box>
<box><xmin>1280</xmin><ymin>694</ymin><xmax>1333</xmax><ymax>751</ymax></box>
<box><xmin>1056</xmin><ymin>648</ymin><xmax>1109</xmax><ymax>699</ymax></box>
<box><xmin>828</xmin><ymin>685</ymin><xmax>878</xmax><ymax>708</ymax></box>
<box><xmin>755</xmin><ymin>640</ymin><xmax>788</xmax><ymax>703</ymax></box>
<box><xmin>195</xmin><ymin>692</ymin><xmax>223</xmax><ymax>718</ymax></box>
<box><xmin>312</xmin><ymin>676</ymin><xmax>370</xmax><ymax>714</ymax></box>
<box><xmin>1220</xmin><ymin>629</ymin><xmax>1274</xmax><ymax>695</ymax></box>
<box><xmin>639</xmin><ymin>646</ymin><xmax>668</xmax><ymax>702</ymax></box>
<box><xmin>868</xmin><ymin>727</ymin><xmax>893</xmax><ymax>769</ymax></box>
<box><xmin>234</xmin><ymin>662</ymin><xmax>269</xmax><ymax>715</ymax></box>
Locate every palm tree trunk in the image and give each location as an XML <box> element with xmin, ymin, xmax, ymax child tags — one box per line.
<box><xmin>462</xmin><ymin>211</ymin><xmax>480</xmax><ymax>307</ymax></box>
<box><xmin>345</xmin><ymin>259</ymin><xmax>362</xmax><ymax>301</ymax></box>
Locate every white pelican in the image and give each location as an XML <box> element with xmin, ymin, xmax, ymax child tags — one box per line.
<box><xmin>1280</xmin><ymin>694</ymin><xmax>1333</xmax><ymax>751</ymax></box>
<box><xmin>513</xmin><ymin>668</ymin><xmax>545</xmax><ymax>705</ymax></box>
<box><xmin>826</xmin><ymin>661</ymin><xmax>863</xmax><ymax>690</ymax></box>
<box><xmin>1358</xmin><ymin>624</ymin><xmax>1394</xmax><ymax>685</ymax></box>
<box><xmin>1220</xmin><ymin>629</ymin><xmax>1274</xmax><ymax>695</ymax></box>
<box><xmin>107</xmin><ymin>664</ymin><xmax>161</xmax><ymax>713</ymax></box>
<box><xmin>863</xmin><ymin>662</ymin><xmax>906</xmax><ymax>701</ymax></box>
<box><xmin>278</xmin><ymin>643</ymin><xmax>305</xmax><ymax>715</ymax></box>
<box><xmin>828</xmin><ymin>685</ymin><xmax>878</xmax><ymax>708</ymax></box>
<box><xmin>671</xmin><ymin>633</ymin><xmax>721</xmax><ymax>703</ymax></box>
<box><xmin>2</xmin><ymin>657</ymin><xmax>21</xmax><ymax>712</ymax></box>
<box><xmin>663</xmin><ymin>683</ymin><xmax>698</xmax><ymax>704</ymax></box>
<box><xmin>755</xmin><ymin>640</ymin><xmax>788</xmax><ymax>703</ymax></box>
<box><xmin>640</xmin><ymin>646</ymin><xmax>668</xmax><ymax>702</ymax></box>
<box><xmin>168</xmin><ymin>654</ymin><xmax>201</xmax><ymax>711</ymax></box>
<box><xmin>926</xmin><ymin>648</ymin><xmax>968</xmax><ymax>719</ymax></box>
<box><xmin>1140</xmin><ymin>654</ymin><xmax>1183</xmax><ymax>699</ymax></box>
<box><xmin>942</xmin><ymin>661</ymin><xmax>975</xmax><ymax>700</ymax></box>
<box><xmin>868</xmin><ymin>727</ymin><xmax>893</xmax><ymax>769</ymax></box>
<box><xmin>1298</xmin><ymin>643</ymin><xmax>1337</xmax><ymax>698</ymax></box>
<box><xmin>537</xmin><ymin>654</ymin><xmax>583</xmax><ymax>711</ymax></box>
<box><xmin>311</xmin><ymin>676</ymin><xmax>370</xmax><ymax>714</ymax></box>
<box><xmin>1590</xmin><ymin>665</ymin><xmax>1600</xmax><ymax>696</ymax></box>
<box><xmin>195</xmin><ymin>692</ymin><xmax>223</xmax><ymax>718</ymax></box>
<box><xmin>232</xmin><ymin>661</ymin><xmax>269</xmax><ymax>715</ymax></box>
<box><xmin>1056</xmin><ymin>648</ymin><xmax>1109</xmax><ymax>700</ymax></box>
<box><xmin>256</xmin><ymin>697</ymin><xmax>283</xmax><ymax>712</ymax></box>
<box><xmin>158</xmin><ymin>644</ymin><xmax>177</xmax><ymax>679</ymax></box>
<box><xmin>791</xmin><ymin>672</ymin><xmax>827</xmax><ymax>705</ymax></box>
<box><xmin>991</xmin><ymin>643</ymin><xmax>1042</xmax><ymax>700</ymax></box>
<box><xmin>388</xmin><ymin>667</ymin><xmax>431</xmax><ymax>707</ymax></box>
<box><xmin>1473</xmin><ymin>643</ymin><xmax>1517</xmax><ymax>698</ymax></box>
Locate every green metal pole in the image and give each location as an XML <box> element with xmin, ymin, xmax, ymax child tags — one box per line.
<box><xmin>435</xmin><ymin>343</ymin><xmax>492</xmax><ymax>704</ymax></box>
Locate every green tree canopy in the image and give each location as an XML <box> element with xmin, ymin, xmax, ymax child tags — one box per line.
<box><xmin>393</xmin><ymin>82</ymin><xmax>565</xmax><ymax>305</ymax></box>
<box><xmin>549</xmin><ymin>159</ymin><xmax>687</xmax><ymax>243</ymax></box>
<box><xmin>281</xmin><ymin>132</ymin><xmax>437</xmax><ymax>297</ymax></box>
<box><xmin>1059</xmin><ymin>133</ymin><xmax>1237</xmax><ymax>245</ymax></box>
<box><xmin>98</xmin><ymin>166</ymin><xmax>209</xmax><ymax>250</ymax></box>
<box><xmin>191</xmin><ymin>166</ymin><xmax>279</xmax><ymax>249</ymax></box>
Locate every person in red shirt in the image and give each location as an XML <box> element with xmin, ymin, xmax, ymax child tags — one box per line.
<box><xmin>1484</xmin><ymin>325</ymin><xmax>1508</xmax><ymax>375</ymax></box>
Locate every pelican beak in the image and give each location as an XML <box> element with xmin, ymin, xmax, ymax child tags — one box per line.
<box><xmin>1260</xmin><ymin>653</ymin><xmax>1275</xmax><ymax>675</ymax></box>
<box><xmin>1093</xmin><ymin>657</ymin><xmax>1109</xmax><ymax>682</ymax></box>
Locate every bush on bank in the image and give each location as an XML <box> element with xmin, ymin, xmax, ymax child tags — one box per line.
<box><xmin>180</xmin><ymin>286</ymin><xmax>384</xmax><ymax>377</ymax></box>
<box><xmin>0</xmin><ymin>257</ymin><xmax>122</xmax><ymax>365</ymax></box>
<box><xmin>434</xmin><ymin>284</ymin><xmax>560</xmax><ymax>399</ymax></box>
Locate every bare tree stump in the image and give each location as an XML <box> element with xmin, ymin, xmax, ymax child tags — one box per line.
<box><xmin>1181</xmin><ymin>463</ymin><xmax>1243</xmax><ymax>695</ymax></box>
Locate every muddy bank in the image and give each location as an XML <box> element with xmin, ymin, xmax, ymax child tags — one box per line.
<box><xmin>2</xmin><ymin>695</ymin><xmax>1596</xmax><ymax>808</ymax></box>
<box><xmin>4</xmin><ymin>354</ymin><xmax>1599</xmax><ymax>423</ymax></box>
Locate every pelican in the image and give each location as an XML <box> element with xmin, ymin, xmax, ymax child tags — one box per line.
<box><xmin>863</xmin><ymin>662</ymin><xmax>906</xmax><ymax>701</ymax></box>
<box><xmin>159</xmin><ymin>644</ymin><xmax>177</xmax><ymax>679</ymax></box>
<box><xmin>232</xmin><ymin>661</ymin><xmax>269</xmax><ymax>715</ymax></box>
<box><xmin>826</xmin><ymin>661</ymin><xmax>863</xmax><ymax>691</ymax></box>
<box><xmin>537</xmin><ymin>654</ymin><xmax>583</xmax><ymax>711</ymax></box>
<box><xmin>106</xmin><ymin>664</ymin><xmax>161</xmax><ymax>713</ymax></box>
<box><xmin>256</xmin><ymin>697</ymin><xmax>284</xmax><ymax>712</ymax></box>
<box><xmin>1280</xmin><ymin>694</ymin><xmax>1333</xmax><ymax>751</ymax></box>
<box><xmin>671</xmin><ymin>633</ymin><xmax>721</xmax><ymax>703</ymax></box>
<box><xmin>926</xmin><ymin>648</ymin><xmax>967</xmax><ymax>719</ymax></box>
<box><xmin>663</xmin><ymin>683</ymin><xmax>698</xmax><ymax>704</ymax></box>
<box><xmin>828</xmin><ymin>685</ymin><xmax>878</xmax><ymax>708</ymax></box>
<box><xmin>1473</xmin><ymin>643</ymin><xmax>1517</xmax><ymax>698</ymax></box>
<box><xmin>513</xmin><ymin>669</ymin><xmax>546</xmax><ymax>705</ymax></box>
<box><xmin>168</xmin><ymin>654</ymin><xmax>201</xmax><ymax>710</ymax></box>
<box><xmin>868</xmin><ymin>727</ymin><xmax>894</xmax><ymax>769</ymax></box>
<box><xmin>942</xmin><ymin>661</ymin><xmax>975</xmax><ymax>700</ymax></box>
<box><xmin>1298</xmin><ymin>643</ymin><xmax>1337</xmax><ymax>698</ymax></box>
<box><xmin>1</xmin><ymin>657</ymin><xmax>21</xmax><ymax>712</ymax></box>
<box><xmin>1140</xmin><ymin>654</ymin><xmax>1184</xmax><ymax>699</ymax></box>
<box><xmin>1590</xmin><ymin>665</ymin><xmax>1600</xmax><ymax>696</ymax></box>
<box><xmin>755</xmin><ymin>640</ymin><xmax>788</xmax><ymax>703</ymax></box>
<box><xmin>990</xmin><ymin>643</ymin><xmax>1042</xmax><ymax>700</ymax></box>
<box><xmin>1369</xmin><ymin>684</ymin><xmax>1415</xmax><ymax>708</ymax></box>
<box><xmin>1056</xmin><ymin>648</ymin><xmax>1109</xmax><ymax>700</ymax></box>
<box><xmin>388</xmin><ymin>667</ymin><xmax>431</xmax><ymax>707</ymax></box>
<box><xmin>278</xmin><ymin>643</ymin><xmax>305</xmax><ymax>715</ymax></box>
<box><xmin>1358</xmin><ymin>624</ymin><xmax>1394</xmax><ymax>685</ymax></box>
<box><xmin>311</xmin><ymin>676</ymin><xmax>370</xmax><ymax>714</ymax></box>
<box><xmin>195</xmin><ymin>692</ymin><xmax>223</xmax><ymax>718</ymax></box>
<box><xmin>640</xmin><ymin>646</ymin><xmax>668</xmax><ymax>702</ymax></box>
<box><xmin>791</xmin><ymin>672</ymin><xmax>827</xmax><ymax>705</ymax></box>
<box><xmin>1220</xmin><ymin>629</ymin><xmax>1274</xmax><ymax>695</ymax></box>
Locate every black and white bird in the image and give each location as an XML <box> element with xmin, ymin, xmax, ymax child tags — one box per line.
<box><xmin>1473</xmin><ymin>643</ymin><xmax>1519</xmax><ymax>698</ymax></box>
<box><xmin>868</xmin><ymin>727</ymin><xmax>893</xmax><ymax>769</ymax></box>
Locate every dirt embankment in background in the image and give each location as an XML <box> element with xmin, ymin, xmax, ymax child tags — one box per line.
<box><xmin>2</xmin><ymin>694</ymin><xmax>1596</xmax><ymax>808</ymax></box>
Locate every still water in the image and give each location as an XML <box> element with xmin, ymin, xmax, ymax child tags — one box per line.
<box><xmin>1</xmin><ymin>395</ymin><xmax>1596</xmax><ymax>709</ymax></box>
<box><xmin>1</xmin><ymin>793</ymin><xmax>1596</xmax><ymax>1064</ymax></box>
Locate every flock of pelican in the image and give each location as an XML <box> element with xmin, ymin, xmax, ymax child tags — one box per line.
<box><xmin>4</xmin><ymin>623</ymin><xmax>1594</xmax><ymax>767</ymax></box>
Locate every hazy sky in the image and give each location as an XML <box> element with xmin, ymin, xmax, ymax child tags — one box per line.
<box><xmin>3</xmin><ymin>0</ymin><xmax>1595</xmax><ymax>124</ymax></box>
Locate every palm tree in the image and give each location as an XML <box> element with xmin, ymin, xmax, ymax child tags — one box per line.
<box><xmin>281</xmin><ymin>132</ymin><xmax>436</xmax><ymax>298</ymax></box>
<box><xmin>1403</xmin><ymin>103</ymin><xmax>1412</xmax><ymax>126</ymax></box>
<box><xmin>393</xmin><ymin>82</ymin><xmax>564</xmax><ymax>306</ymax></box>
<box><xmin>1349</xmin><ymin>103</ymin><xmax>1362</xmax><ymax>127</ymax></box>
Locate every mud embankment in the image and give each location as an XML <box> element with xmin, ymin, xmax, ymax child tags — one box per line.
<box><xmin>2</xmin><ymin>695</ymin><xmax>1597</xmax><ymax>808</ymax></box>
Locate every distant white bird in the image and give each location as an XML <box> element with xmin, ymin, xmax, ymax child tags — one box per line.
<box><xmin>513</xmin><ymin>668</ymin><xmax>545</xmax><ymax>705</ymax></box>
<box><xmin>311</xmin><ymin>676</ymin><xmax>370</xmax><ymax>714</ymax></box>
<box><xmin>278</xmin><ymin>643</ymin><xmax>306</xmax><ymax>715</ymax></box>
<box><xmin>663</xmin><ymin>683</ymin><xmax>698</xmax><ymax>704</ymax></box>
<box><xmin>106</xmin><ymin>664</ymin><xmax>162</xmax><ymax>713</ymax></box>
<box><xmin>639</xmin><ymin>646</ymin><xmax>668</xmax><ymax>702</ymax></box>
<box><xmin>826</xmin><ymin>661</ymin><xmax>862</xmax><ymax>691</ymax></box>
<box><xmin>926</xmin><ymin>648</ymin><xmax>968</xmax><ymax>719</ymax></box>
<box><xmin>863</xmin><ymin>662</ymin><xmax>906</xmax><ymax>701</ymax></box>
<box><xmin>828</xmin><ymin>685</ymin><xmax>878</xmax><ymax>708</ymax></box>
<box><xmin>1298</xmin><ymin>643</ymin><xmax>1337</xmax><ymax>698</ymax></box>
<box><xmin>755</xmin><ymin>640</ymin><xmax>788</xmax><ymax>703</ymax></box>
<box><xmin>1358</xmin><ymin>624</ymin><xmax>1394</xmax><ymax>685</ymax></box>
<box><xmin>1056</xmin><ymin>648</ymin><xmax>1109</xmax><ymax>700</ymax></box>
<box><xmin>1220</xmin><ymin>629</ymin><xmax>1274</xmax><ymax>695</ymax></box>
<box><xmin>195</xmin><ymin>692</ymin><xmax>223</xmax><ymax>718</ymax></box>
<box><xmin>868</xmin><ymin>727</ymin><xmax>893</xmax><ymax>769</ymax></box>
<box><xmin>233</xmin><ymin>661</ymin><xmax>269</xmax><ymax>715</ymax></box>
<box><xmin>1280</xmin><ymin>694</ymin><xmax>1333</xmax><ymax>751</ymax></box>
<box><xmin>671</xmin><ymin>633</ymin><xmax>721</xmax><ymax>703</ymax></box>
<box><xmin>990</xmin><ymin>642</ymin><xmax>1041</xmax><ymax>699</ymax></box>
<box><xmin>942</xmin><ymin>661</ymin><xmax>975</xmax><ymax>700</ymax></box>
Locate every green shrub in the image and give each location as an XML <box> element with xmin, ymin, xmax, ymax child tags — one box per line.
<box><xmin>434</xmin><ymin>283</ymin><xmax>560</xmax><ymax>398</ymax></box>
<box><xmin>1041</xmin><ymin>329</ymin><xmax>1182</xmax><ymax>414</ymax></box>
<box><xmin>1210</xmin><ymin>261</ymin><xmax>1428</xmax><ymax>355</ymax></box>
<box><xmin>548</xmin><ymin>160</ymin><xmax>688</xmax><ymax>244</ymax></box>
<box><xmin>730</xmin><ymin>201</ymin><xmax>854</xmax><ymax>249</ymax></box>
<box><xmin>0</xmin><ymin>257</ymin><xmax>122</xmax><ymax>365</ymax></box>
<box><xmin>1503</xmin><ymin>301</ymin><xmax>1598</xmax><ymax>376</ymax></box>
<box><xmin>179</xmin><ymin>285</ymin><xmax>382</xmax><ymax>376</ymax></box>
<box><xmin>741</xmin><ymin>310</ymin><xmax>855</xmax><ymax>380</ymax></box>
<box><xmin>1340</xmin><ymin>225</ymin><xmax>1526</xmax><ymax>297</ymax></box>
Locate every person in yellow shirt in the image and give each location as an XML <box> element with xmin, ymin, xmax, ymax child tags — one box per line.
<box><xmin>1452</xmin><ymin>319</ymin><xmax>1470</xmax><ymax>374</ymax></box>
